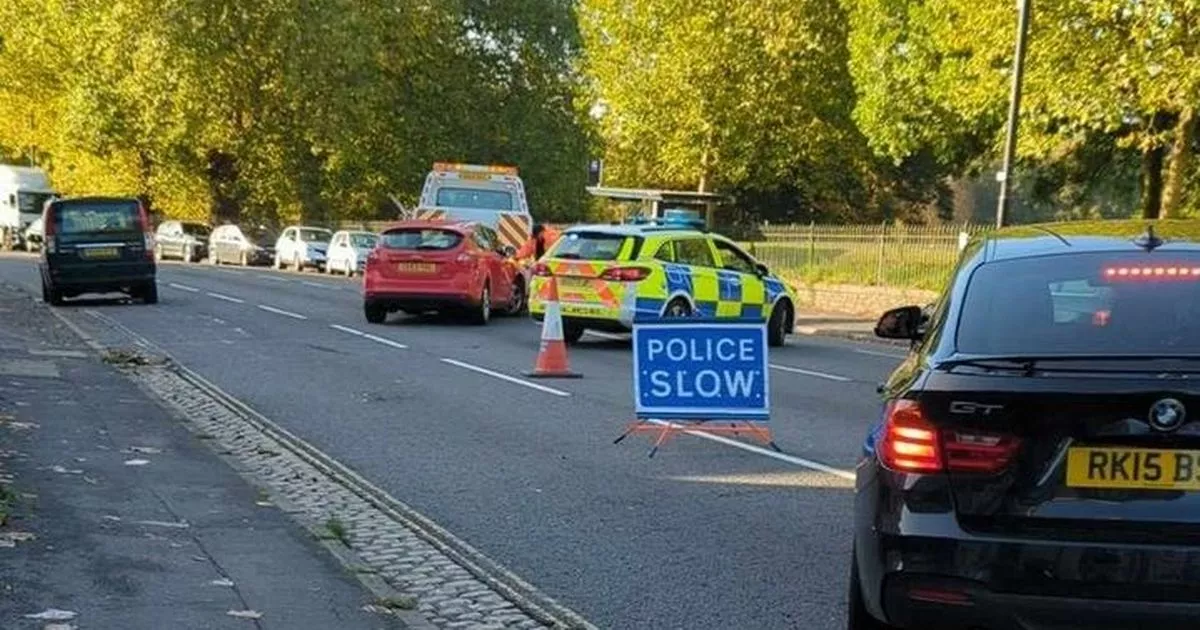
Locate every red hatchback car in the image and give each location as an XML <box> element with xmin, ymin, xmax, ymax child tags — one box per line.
<box><xmin>362</xmin><ymin>220</ymin><xmax>525</xmax><ymax>325</ymax></box>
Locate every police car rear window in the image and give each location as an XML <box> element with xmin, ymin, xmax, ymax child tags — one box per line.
<box><xmin>552</xmin><ymin>232</ymin><xmax>630</xmax><ymax>261</ymax></box>
<box><xmin>381</xmin><ymin>228</ymin><xmax>463</xmax><ymax>250</ymax></box>
<box><xmin>957</xmin><ymin>252</ymin><xmax>1200</xmax><ymax>355</ymax></box>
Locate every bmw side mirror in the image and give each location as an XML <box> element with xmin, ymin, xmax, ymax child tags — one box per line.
<box><xmin>875</xmin><ymin>305</ymin><xmax>924</xmax><ymax>340</ymax></box>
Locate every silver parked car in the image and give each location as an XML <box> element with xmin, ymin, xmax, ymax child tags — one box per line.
<box><xmin>325</xmin><ymin>230</ymin><xmax>378</xmax><ymax>276</ymax></box>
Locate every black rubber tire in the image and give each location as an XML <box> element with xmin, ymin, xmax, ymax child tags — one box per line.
<box><xmin>664</xmin><ymin>297</ymin><xmax>692</xmax><ymax>318</ymax></box>
<box><xmin>141</xmin><ymin>282</ymin><xmax>159</xmax><ymax>304</ymax></box>
<box><xmin>469</xmin><ymin>284</ymin><xmax>491</xmax><ymax>325</ymax></box>
<box><xmin>42</xmin><ymin>279</ymin><xmax>64</xmax><ymax>306</ymax></box>
<box><xmin>768</xmin><ymin>299</ymin><xmax>793</xmax><ymax>347</ymax></box>
<box><xmin>848</xmin><ymin>554</ymin><xmax>896</xmax><ymax>630</ymax></box>
<box><xmin>506</xmin><ymin>279</ymin><xmax>527</xmax><ymax>315</ymax></box>
<box><xmin>364</xmin><ymin>301</ymin><xmax>387</xmax><ymax>324</ymax></box>
<box><xmin>563</xmin><ymin>324</ymin><xmax>585</xmax><ymax>345</ymax></box>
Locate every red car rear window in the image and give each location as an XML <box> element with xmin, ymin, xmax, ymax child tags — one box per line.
<box><xmin>380</xmin><ymin>228</ymin><xmax>463</xmax><ymax>250</ymax></box>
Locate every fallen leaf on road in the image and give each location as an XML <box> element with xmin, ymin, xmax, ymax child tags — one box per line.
<box><xmin>23</xmin><ymin>609</ymin><xmax>77</xmax><ymax>621</ymax></box>
<box><xmin>0</xmin><ymin>532</ymin><xmax>36</xmax><ymax>548</ymax></box>
<box><xmin>210</xmin><ymin>578</ymin><xmax>235</xmax><ymax>587</ymax></box>
<box><xmin>123</xmin><ymin>459</ymin><xmax>150</xmax><ymax>467</ymax></box>
<box><xmin>226</xmin><ymin>610</ymin><xmax>263</xmax><ymax>619</ymax></box>
<box><xmin>125</xmin><ymin>446</ymin><xmax>161</xmax><ymax>454</ymax></box>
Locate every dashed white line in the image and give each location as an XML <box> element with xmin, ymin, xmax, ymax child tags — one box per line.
<box><xmin>167</xmin><ymin>283</ymin><xmax>199</xmax><ymax>293</ymax></box>
<box><xmin>769</xmin><ymin>363</ymin><xmax>852</xmax><ymax>382</ymax></box>
<box><xmin>645</xmin><ymin>419</ymin><xmax>856</xmax><ymax>480</ymax></box>
<box><xmin>215</xmin><ymin>268</ymin><xmax>243</xmax><ymax>276</ymax></box>
<box><xmin>853</xmin><ymin>348</ymin><xmax>907</xmax><ymax>360</ymax></box>
<box><xmin>330</xmin><ymin>324</ymin><xmax>409</xmax><ymax>349</ymax></box>
<box><xmin>206</xmin><ymin>292</ymin><xmax>245</xmax><ymax>304</ymax></box>
<box><xmin>262</xmin><ymin>275</ymin><xmax>292</xmax><ymax>283</ymax></box>
<box><xmin>440</xmin><ymin>358</ymin><xmax>571</xmax><ymax>397</ymax></box>
<box><xmin>301</xmin><ymin>281</ymin><xmax>335</xmax><ymax>289</ymax></box>
<box><xmin>257</xmin><ymin>304</ymin><xmax>308</xmax><ymax>320</ymax></box>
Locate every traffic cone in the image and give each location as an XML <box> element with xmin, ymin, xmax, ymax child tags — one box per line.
<box><xmin>526</xmin><ymin>276</ymin><xmax>582</xmax><ymax>378</ymax></box>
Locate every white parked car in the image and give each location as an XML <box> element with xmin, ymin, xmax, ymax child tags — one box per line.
<box><xmin>325</xmin><ymin>230</ymin><xmax>378</xmax><ymax>276</ymax></box>
<box><xmin>273</xmin><ymin>226</ymin><xmax>332</xmax><ymax>272</ymax></box>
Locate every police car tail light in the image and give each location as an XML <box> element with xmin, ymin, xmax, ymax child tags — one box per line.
<box><xmin>530</xmin><ymin>262</ymin><xmax>552</xmax><ymax>277</ymax></box>
<box><xmin>600</xmin><ymin>266</ymin><xmax>650</xmax><ymax>282</ymax></box>
<box><xmin>879</xmin><ymin>400</ymin><xmax>943</xmax><ymax>473</ymax></box>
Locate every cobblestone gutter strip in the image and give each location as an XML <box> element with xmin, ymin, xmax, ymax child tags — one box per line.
<box><xmin>47</xmin><ymin>309</ymin><xmax>595</xmax><ymax>630</ymax></box>
<box><xmin>132</xmin><ymin>363</ymin><xmax>593</xmax><ymax>630</ymax></box>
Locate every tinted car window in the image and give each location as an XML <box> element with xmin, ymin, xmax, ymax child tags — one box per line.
<box><xmin>713</xmin><ymin>239</ymin><xmax>757</xmax><ymax>274</ymax></box>
<box><xmin>182</xmin><ymin>223</ymin><xmax>210</xmax><ymax>236</ymax></box>
<box><xmin>674</xmin><ymin>238</ymin><xmax>715</xmax><ymax>267</ymax></box>
<box><xmin>350</xmin><ymin>233</ymin><xmax>377</xmax><ymax>248</ymax></box>
<box><xmin>52</xmin><ymin>200</ymin><xmax>139</xmax><ymax>235</ymax></box>
<box><xmin>957</xmin><ymin>252</ymin><xmax>1200</xmax><ymax>355</ymax></box>
<box><xmin>551</xmin><ymin>232</ymin><xmax>626</xmax><ymax>261</ymax></box>
<box><xmin>245</xmin><ymin>227</ymin><xmax>276</xmax><ymax>245</ymax></box>
<box><xmin>381</xmin><ymin>229</ymin><xmax>463</xmax><ymax>250</ymax></box>
<box><xmin>298</xmin><ymin>228</ymin><xmax>331</xmax><ymax>242</ymax></box>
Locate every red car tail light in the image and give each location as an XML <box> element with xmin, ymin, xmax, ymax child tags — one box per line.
<box><xmin>530</xmin><ymin>262</ymin><xmax>552</xmax><ymax>277</ymax></box>
<box><xmin>878</xmin><ymin>400</ymin><xmax>1020</xmax><ymax>474</ymax></box>
<box><xmin>600</xmin><ymin>266</ymin><xmax>650</xmax><ymax>281</ymax></box>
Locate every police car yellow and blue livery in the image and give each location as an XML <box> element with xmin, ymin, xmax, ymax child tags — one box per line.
<box><xmin>528</xmin><ymin>215</ymin><xmax>796</xmax><ymax>346</ymax></box>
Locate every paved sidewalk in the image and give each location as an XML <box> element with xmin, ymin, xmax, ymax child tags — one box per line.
<box><xmin>794</xmin><ymin>311</ymin><xmax>879</xmax><ymax>342</ymax></box>
<box><xmin>0</xmin><ymin>284</ymin><xmax>401</xmax><ymax>629</ymax></box>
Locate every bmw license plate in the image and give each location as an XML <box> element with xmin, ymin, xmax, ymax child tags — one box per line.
<box><xmin>397</xmin><ymin>262</ymin><xmax>435</xmax><ymax>273</ymax></box>
<box><xmin>80</xmin><ymin>247</ymin><xmax>119</xmax><ymax>260</ymax></box>
<box><xmin>1066</xmin><ymin>446</ymin><xmax>1200</xmax><ymax>490</ymax></box>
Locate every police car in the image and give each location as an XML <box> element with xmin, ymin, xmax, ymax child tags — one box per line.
<box><xmin>528</xmin><ymin>212</ymin><xmax>796</xmax><ymax>346</ymax></box>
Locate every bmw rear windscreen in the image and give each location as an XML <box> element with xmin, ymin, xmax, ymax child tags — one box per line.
<box><xmin>956</xmin><ymin>252</ymin><xmax>1200</xmax><ymax>355</ymax></box>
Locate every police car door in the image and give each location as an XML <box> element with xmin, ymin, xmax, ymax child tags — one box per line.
<box><xmin>670</xmin><ymin>237</ymin><xmax>721</xmax><ymax>318</ymax></box>
<box><xmin>712</xmin><ymin>238</ymin><xmax>767</xmax><ymax>321</ymax></box>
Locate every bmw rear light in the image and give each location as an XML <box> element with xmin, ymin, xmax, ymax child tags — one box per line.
<box><xmin>600</xmin><ymin>266</ymin><xmax>650</xmax><ymax>282</ymax></box>
<box><xmin>878</xmin><ymin>400</ymin><xmax>1019</xmax><ymax>474</ymax></box>
<box><xmin>531</xmin><ymin>262</ymin><xmax>552</xmax><ymax>277</ymax></box>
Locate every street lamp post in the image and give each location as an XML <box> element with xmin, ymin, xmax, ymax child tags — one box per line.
<box><xmin>996</xmin><ymin>0</ymin><xmax>1033</xmax><ymax>229</ymax></box>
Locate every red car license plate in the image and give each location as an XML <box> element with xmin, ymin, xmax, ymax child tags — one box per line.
<box><xmin>397</xmin><ymin>262</ymin><xmax>436</xmax><ymax>273</ymax></box>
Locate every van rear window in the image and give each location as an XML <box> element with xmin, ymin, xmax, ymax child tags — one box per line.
<box><xmin>380</xmin><ymin>229</ymin><xmax>463</xmax><ymax>250</ymax></box>
<box><xmin>52</xmin><ymin>201</ymin><xmax>140</xmax><ymax>235</ymax></box>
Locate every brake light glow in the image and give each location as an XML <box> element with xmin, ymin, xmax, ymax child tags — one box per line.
<box><xmin>1104</xmin><ymin>266</ymin><xmax>1200</xmax><ymax>280</ymax></box>
<box><xmin>878</xmin><ymin>400</ymin><xmax>1020</xmax><ymax>474</ymax></box>
<box><xmin>530</xmin><ymin>262</ymin><xmax>552</xmax><ymax>277</ymax></box>
<box><xmin>600</xmin><ymin>266</ymin><xmax>650</xmax><ymax>282</ymax></box>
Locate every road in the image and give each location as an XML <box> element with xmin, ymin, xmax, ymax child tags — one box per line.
<box><xmin>0</xmin><ymin>254</ymin><xmax>905</xmax><ymax>630</ymax></box>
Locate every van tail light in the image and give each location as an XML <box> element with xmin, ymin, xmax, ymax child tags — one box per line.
<box><xmin>42</xmin><ymin>208</ymin><xmax>57</xmax><ymax>254</ymax></box>
<box><xmin>600</xmin><ymin>266</ymin><xmax>650</xmax><ymax>282</ymax></box>
<box><xmin>530</xmin><ymin>262</ymin><xmax>552</xmax><ymax>277</ymax></box>
<box><xmin>878</xmin><ymin>400</ymin><xmax>1019</xmax><ymax>474</ymax></box>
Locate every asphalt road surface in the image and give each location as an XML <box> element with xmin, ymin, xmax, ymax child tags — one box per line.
<box><xmin>0</xmin><ymin>254</ymin><xmax>906</xmax><ymax>630</ymax></box>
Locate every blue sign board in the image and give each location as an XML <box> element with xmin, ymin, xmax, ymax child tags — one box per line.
<box><xmin>632</xmin><ymin>321</ymin><xmax>769</xmax><ymax>421</ymax></box>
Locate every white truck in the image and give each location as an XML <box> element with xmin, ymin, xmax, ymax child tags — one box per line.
<box><xmin>0</xmin><ymin>165</ymin><xmax>56</xmax><ymax>250</ymax></box>
<box><xmin>413</xmin><ymin>162</ymin><xmax>533</xmax><ymax>252</ymax></box>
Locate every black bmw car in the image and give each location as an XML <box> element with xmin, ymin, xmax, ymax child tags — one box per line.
<box><xmin>852</xmin><ymin>221</ymin><xmax>1200</xmax><ymax>630</ymax></box>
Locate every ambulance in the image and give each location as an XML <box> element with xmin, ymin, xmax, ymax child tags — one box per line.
<box><xmin>413</xmin><ymin>163</ymin><xmax>533</xmax><ymax>252</ymax></box>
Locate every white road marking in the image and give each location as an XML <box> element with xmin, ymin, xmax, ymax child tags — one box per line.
<box><xmin>167</xmin><ymin>283</ymin><xmax>199</xmax><ymax>293</ymax></box>
<box><xmin>853</xmin><ymin>348</ymin><xmax>907</xmax><ymax>359</ymax></box>
<box><xmin>215</xmin><ymin>268</ymin><xmax>243</xmax><ymax>276</ymax></box>
<box><xmin>645</xmin><ymin>419</ymin><xmax>856</xmax><ymax>480</ymax></box>
<box><xmin>207</xmin><ymin>292</ymin><xmax>244</xmax><ymax>304</ymax></box>
<box><xmin>585</xmin><ymin>330</ymin><xmax>628</xmax><ymax>341</ymax></box>
<box><xmin>301</xmin><ymin>281</ymin><xmax>335</xmax><ymax>289</ymax></box>
<box><xmin>329</xmin><ymin>324</ymin><xmax>364</xmax><ymax>337</ymax></box>
<box><xmin>770</xmin><ymin>363</ymin><xmax>852</xmax><ymax>382</ymax></box>
<box><xmin>440</xmin><ymin>358</ymin><xmax>570</xmax><ymax>397</ymax></box>
<box><xmin>257</xmin><ymin>304</ymin><xmax>307</xmax><ymax>320</ymax></box>
<box><xmin>362</xmin><ymin>332</ymin><xmax>407</xmax><ymax>349</ymax></box>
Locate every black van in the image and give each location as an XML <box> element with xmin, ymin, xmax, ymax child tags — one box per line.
<box><xmin>39</xmin><ymin>197</ymin><xmax>157</xmax><ymax>305</ymax></box>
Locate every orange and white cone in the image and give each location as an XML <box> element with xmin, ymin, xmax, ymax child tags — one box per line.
<box><xmin>526</xmin><ymin>276</ymin><xmax>581</xmax><ymax>378</ymax></box>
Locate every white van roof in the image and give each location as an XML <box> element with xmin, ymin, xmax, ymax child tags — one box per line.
<box><xmin>0</xmin><ymin>165</ymin><xmax>53</xmax><ymax>191</ymax></box>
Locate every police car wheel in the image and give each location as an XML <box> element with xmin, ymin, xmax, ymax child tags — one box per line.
<box><xmin>563</xmin><ymin>325</ymin><xmax>585</xmax><ymax>345</ymax></box>
<box><xmin>664</xmin><ymin>298</ymin><xmax>692</xmax><ymax>318</ymax></box>
<box><xmin>769</xmin><ymin>300</ymin><xmax>793</xmax><ymax>347</ymax></box>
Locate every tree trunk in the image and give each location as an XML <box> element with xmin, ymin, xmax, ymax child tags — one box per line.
<box><xmin>1141</xmin><ymin>144</ymin><xmax>1165</xmax><ymax>219</ymax></box>
<box><xmin>1162</xmin><ymin>106</ymin><xmax>1197</xmax><ymax>218</ymax></box>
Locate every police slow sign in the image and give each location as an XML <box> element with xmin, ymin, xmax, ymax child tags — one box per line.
<box><xmin>633</xmin><ymin>321</ymin><xmax>769</xmax><ymax>421</ymax></box>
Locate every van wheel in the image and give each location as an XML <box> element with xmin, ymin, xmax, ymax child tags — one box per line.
<box><xmin>470</xmin><ymin>284</ymin><xmax>491</xmax><ymax>325</ymax></box>
<box><xmin>848</xmin><ymin>553</ymin><xmax>897</xmax><ymax>630</ymax></box>
<box><xmin>664</xmin><ymin>297</ymin><xmax>692</xmax><ymax>318</ymax></box>
<box><xmin>141</xmin><ymin>283</ymin><xmax>159</xmax><ymax>305</ymax></box>
<box><xmin>364</xmin><ymin>301</ymin><xmax>387</xmax><ymax>324</ymax></box>
<box><xmin>769</xmin><ymin>299</ymin><xmax>793</xmax><ymax>347</ymax></box>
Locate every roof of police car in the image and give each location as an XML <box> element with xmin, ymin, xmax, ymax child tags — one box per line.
<box><xmin>982</xmin><ymin>220</ymin><xmax>1200</xmax><ymax>262</ymax></box>
<box><xmin>563</xmin><ymin>222</ymin><xmax>712</xmax><ymax>238</ymax></box>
